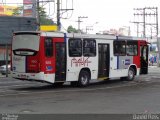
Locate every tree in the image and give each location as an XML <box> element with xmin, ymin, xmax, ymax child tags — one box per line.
<box><xmin>12</xmin><ymin>6</ymin><xmax>54</xmax><ymax>25</ymax></box>
<box><xmin>12</xmin><ymin>6</ymin><xmax>23</xmax><ymax>16</ymax></box>
<box><xmin>38</xmin><ymin>7</ymin><xmax>53</xmax><ymax>25</ymax></box>
<box><xmin>67</xmin><ymin>25</ymin><xmax>78</xmax><ymax>33</ymax></box>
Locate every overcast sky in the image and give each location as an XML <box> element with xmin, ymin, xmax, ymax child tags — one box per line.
<box><xmin>4</xmin><ymin>0</ymin><xmax>160</xmax><ymax>35</ymax></box>
<box><xmin>64</xmin><ymin>0</ymin><xmax>160</xmax><ymax>35</ymax></box>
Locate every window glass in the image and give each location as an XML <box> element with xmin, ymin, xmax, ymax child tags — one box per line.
<box><xmin>114</xmin><ymin>41</ymin><xmax>126</xmax><ymax>56</ymax></box>
<box><xmin>126</xmin><ymin>41</ymin><xmax>138</xmax><ymax>56</ymax></box>
<box><xmin>141</xmin><ymin>45</ymin><xmax>148</xmax><ymax>61</ymax></box>
<box><xmin>69</xmin><ymin>39</ymin><xmax>82</xmax><ymax>57</ymax></box>
<box><xmin>13</xmin><ymin>49</ymin><xmax>37</xmax><ymax>56</ymax></box>
<box><xmin>45</xmin><ymin>38</ymin><xmax>53</xmax><ymax>57</ymax></box>
<box><xmin>83</xmin><ymin>39</ymin><xmax>96</xmax><ymax>57</ymax></box>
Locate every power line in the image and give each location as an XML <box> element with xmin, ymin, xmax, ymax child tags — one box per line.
<box><xmin>2</xmin><ymin>0</ymin><xmax>74</xmax><ymax>31</ymax></box>
<box><xmin>132</xmin><ymin>7</ymin><xmax>158</xmax><ymax>38</ymax></box>
<box><xmin>57</xmin><ymin>0</ymin><xmax>74</xmax><ymax>31</ymax></box>
<box><xmin>132</xmin><ymin>7</ymin><xmax>160</xmax><ymax>66</ymax></box>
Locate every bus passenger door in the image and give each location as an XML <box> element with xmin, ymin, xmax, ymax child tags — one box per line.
<box><xmin>98</xmin><ymin>44</ymin><xmax>110</xmax><ymax>79</ymax></box>
<box><xmin>55</xmin><ymin>42</ymin><xmax>66</xmax><ymax>82</ymax></box>
<box><xmin>140</xmin><ymin>45</ymin><xmax>148</xmax><ymax>74</ymax></box>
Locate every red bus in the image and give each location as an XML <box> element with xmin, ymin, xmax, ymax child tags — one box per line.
<box><xmin>11</xmin><ymin>31</ymin><xmax>148</xmax><ymax>87</ymax></box>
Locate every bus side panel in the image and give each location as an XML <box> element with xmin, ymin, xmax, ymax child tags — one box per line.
<box><xmin>110</xmin><ymin>56</ymin><xmax>132</xmax><ymax>78</ymax></box>
<box><xmin>133</xmin><ymin>56</ymin><xmax>140</xmax><ymax>68</ymax></box>
<box><xmin>66</xmin><ymin>56</ymin><xmax>99</xmax><ymax>81</ymax></box>
<box><xmin>39</xmin><ymin>36</ymin><xmax>55</xmax><ymax>74</ymax></box>
<box><xmin>39</xmin><ymin>36</ymin><xmax>65</xmax><ymax>82</ymax></box>
<box><xmin>118</xmin><ymin>56</ymin><xmax>133</xmax><ymax>69</ymax></box>
<box><xmin>66</xmin><ymin>38</ymin><xmax>99</xmax><ymax>82</ymax></box>
<box><xmin>39</xmin><ymin>37</ymin><xmax>47</xmax><ymax>73</ymax></box>
<box><xmin>66</xmin><ymin>37</ymin><xmax>82</xmax><ymax>81</ymax></box>
<box><xmin>66</xmin><ymin>57</ymin><xmax>81</xmax><ymax>81</ymax></box>
<box><xmin>133</xmin><ymin>40</ymin><xmax>141</xmax><ymax>69</ymax></box>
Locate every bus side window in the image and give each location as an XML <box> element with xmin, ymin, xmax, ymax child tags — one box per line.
<box><xmin>114</xmin><ymin>40</ymin><xmax>126</xmax><ymax>56</ymax></box>
<box><xmin>69</xmin><ymin>38</ymin><xmax>82</xmax><ymax>57</ymax></box>
<box><xmin>45</xmin><ymin>38</ymin><xmax>53</xmax><ymax>57</ymax></box>
<box><xmin>83</xmin><ymin>39</ymin><xmax>96</xmax><ymax>57</ymax></box>
<box><xmin>126</xmin><ymin>41</ymin><xmax>138</xmax><ymax>56</ymax></box>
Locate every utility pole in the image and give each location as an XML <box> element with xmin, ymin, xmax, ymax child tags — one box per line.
<box><xmin>35</xmin><ymin>0</ymin><xmax>73</xmax><ymax>31</ymax></box>
<box><xmin>57</xmin><ymin>0</ymin><xmax>74</xmax><ymax>31</ymax></box>
<box><xmin>143</xmin><ymin>8</ymin><xmax>146</xmax><ymax>37</ymax></box>
<box><xmin>156</xmin><ymin>7</ymin><xmax>160</xmax><ymax>66</ymax></box>
<box><xmin>77</xmin><ymin>16</ymin><xmax>88</xmax><ymax>32</ymax></box>
<box><xmin>57</xmin><ymin>0</ymin><xmax>60</xmax><ymax>31</ymax></box>
<box><xmin>132</xmin><ymin>7</ymin><xmax>159</xmax><ymax>66</ymax></box>
<box><xmin>5</xmin><ymin>43</ymin><xmax>8</xmax><ymax>77</ymax></box>
<box><xmin>130</xmin><ymin>21</ymin><xmax>142</xmax><ymax>37</ymax></box>
<box><xmin>132</xmin><ymin>8</ymin><xmax>146</xmax><ymax>37</ymax></box>
<box><xmin>132</xmin><ymin>7</ymin><xmax>158</xmax><ymax>38</ymax></box>
<box><xmin>36</xmin><ymin>0</ymin><xmax>40</xmax><ymax>30</ymax></box>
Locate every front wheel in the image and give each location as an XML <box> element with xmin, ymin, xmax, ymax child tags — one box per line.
<box><xmin>78</xmin><ymin>70</ymin><xmax>90</xmax><ymax>87</ymax></box>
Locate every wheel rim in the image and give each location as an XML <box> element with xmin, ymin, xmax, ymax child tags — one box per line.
<box><xmin>128</xmin><ymin>69</ymin><xmax>134</xmax><ymax>80</ymax></box>
<box><xmin>81</xmin><ymin>75</ymin><xmax>88</xmax><ymax>85</ymax></box>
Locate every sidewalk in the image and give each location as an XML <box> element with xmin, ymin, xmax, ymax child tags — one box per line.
<box><xmin>0</xmin><ymin>73</ymin><xmax>4</xmax><ymax>78</ymax></box>
<box><xmin>0</xmin><ymin>73</ymin><xmax>11</xmax><ymax>78</ymax></box>
<box><xmin>148</xmin><ymin>65</ymin><xmax>160</xmax><ymax>74</ymax></box>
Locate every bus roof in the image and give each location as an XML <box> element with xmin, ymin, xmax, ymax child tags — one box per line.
<box><xmin>14</xmin><ymin>31</ymin><xmax>147</xmax><ymax>41</ymax></box>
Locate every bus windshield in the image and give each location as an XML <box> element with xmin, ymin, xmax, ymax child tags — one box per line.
<box><xmin>12</xmin><ymin>34</ymin><xmax>40</xmax><ymax>56</ymax></box>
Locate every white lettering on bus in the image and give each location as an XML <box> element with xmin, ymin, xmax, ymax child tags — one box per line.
<box><xmin>46</xmin><ymin>61</ymin><xmax>51</xmax><ymax>64</ymax></box>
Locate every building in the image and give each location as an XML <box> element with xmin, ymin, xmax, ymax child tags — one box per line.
<box><xmin>0</xmin><ymin>5</ymin><xmax>18</xmax><ymax>16</ymax></box>
<box><xmin>0</xmin><ymin>16</ymin><xmax>37</xmax><ymax>65</ymax></box>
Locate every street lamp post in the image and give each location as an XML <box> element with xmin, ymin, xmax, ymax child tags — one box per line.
<box><xmin>36</xmin><ymin>0</ymin><xmax>40</xmax><ymax>31</ymax></box>
<box><xmin>77</xmin><ymin>16</ymin><xmax>88</xmax><ymax>32</ymax></box>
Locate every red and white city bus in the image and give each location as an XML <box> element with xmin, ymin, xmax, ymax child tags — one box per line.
<box><xmin>11</xmin><ymin>31</ymin><xmax>148</xmax><ymax>87</ymax></box>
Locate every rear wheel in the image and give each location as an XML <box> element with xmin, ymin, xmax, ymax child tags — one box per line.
<box><xmin>127</xmin><ymin>68</ymin><xmax>135</xmax><ymax>81</ymax></box>
<box><xmin>78</xmin><ymin>70</ymin><xmax>90</xmax><ymax>87</ymax></box>
<box><xmin>120</xmin><ymin>67</ymin><xmax>135</xmax><ymax>81</ymax></box>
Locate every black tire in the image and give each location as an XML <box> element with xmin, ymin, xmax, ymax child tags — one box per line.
<box><xmin>78</xmin><ymin>70</ymin><xmax>90</xmax><ymax>87</ymax></box>
<box><xmin>120</xmin><ymin>68</ymin><xmax>135</xmax><ymax>81</ymax></box>
<box><xmin>70</xmin><ymin>81</ymin><xmax>78</xmax><ymax>87</ymax></box>
<box><xmin>127</xmin><ymin>67</ymin><xmax>135</xmax><ymax>81</ymax></box>
<box><xmin>120</xmin><ymin>77</ymin><xmax>125</xmax><ymax>81</ymax></box>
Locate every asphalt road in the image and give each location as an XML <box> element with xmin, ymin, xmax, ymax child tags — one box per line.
<box><xmin>0</xmin><ymin>66</ymin><xmax>160</xmax><ymax>114</ymax></box>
